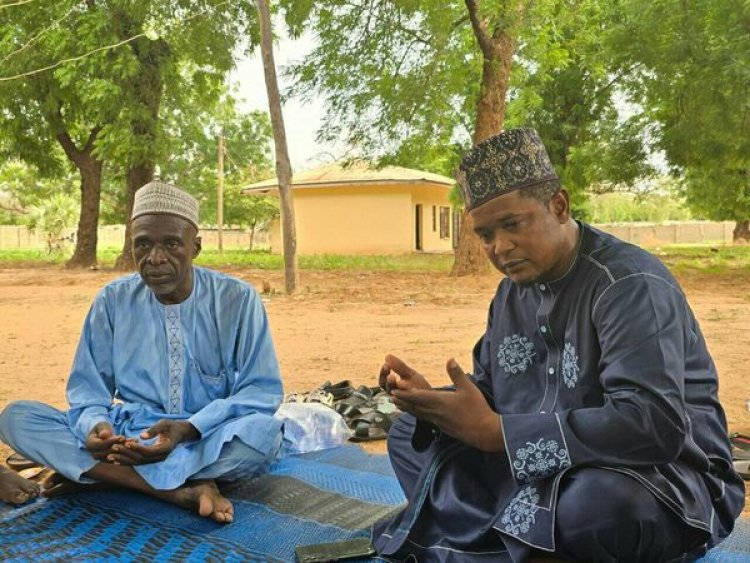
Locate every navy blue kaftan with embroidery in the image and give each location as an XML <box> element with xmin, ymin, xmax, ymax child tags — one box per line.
<box><xmin>373</xmin><ymin>223</ymin><xmax>744</xmax><ymax>561</ymax></box>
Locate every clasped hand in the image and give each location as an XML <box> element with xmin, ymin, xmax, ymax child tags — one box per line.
<box><xmin>85</xmin><ymin>420</ymin><xmax>199</xmax><ymax>465</ymax></box>
<box><xmin>379</xmin><ymin>354</ymin><xmax>504</xmax><ymax>452</ymax></box>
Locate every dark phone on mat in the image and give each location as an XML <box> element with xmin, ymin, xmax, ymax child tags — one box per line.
<box><xmin>294</xmin><ymin>537</ymin><xmax>376</xmax><ymax>562</ymax></box>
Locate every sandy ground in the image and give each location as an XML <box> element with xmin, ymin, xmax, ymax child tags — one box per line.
<box><xmin>1</xmin><ymin>265</ymin><xmax>749</xmax><ymax>504</ymax></box>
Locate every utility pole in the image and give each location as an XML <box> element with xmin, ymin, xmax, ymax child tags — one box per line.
<box><xmin>217</xmin><ymin>133</ymin><xmax>224</xmax><ymax>253</ymax></box>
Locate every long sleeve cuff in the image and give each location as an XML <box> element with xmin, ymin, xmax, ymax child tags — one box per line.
<box><xmin>73</xmin><ymin>406</ymin><xmax>110</xmax><ymax>442</ymax></box>
<box><xmin>188</xmin><ymin>409</ymin><xmax>218</xmax><ymax>438</ymax></box>
<box><xmin>502</xmin><ymin>412</ymin><xmax>572</xmax><ymax>485</ymax></box>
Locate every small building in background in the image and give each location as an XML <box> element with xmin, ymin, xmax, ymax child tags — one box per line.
<box><xmin>242</xmin><ymin>161</ymin><xmax>457</xmax><ymax>255</ymax></box>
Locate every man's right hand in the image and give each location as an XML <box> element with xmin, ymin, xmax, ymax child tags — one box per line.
<box><xmin>85</xmin><ymin>422</ymin><xmax>126</xmax><ymax>462</ymax></box>
<box><xmin>379</xmin><ymin>354</ymin><xmax>433</xmax><ymax>394</ymax></box>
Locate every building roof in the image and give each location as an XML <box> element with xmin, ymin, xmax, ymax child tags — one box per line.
<box><xmin>242</xmin><ymin>161</ymin><xmax>454</xmax><ymax>194</ymax></box>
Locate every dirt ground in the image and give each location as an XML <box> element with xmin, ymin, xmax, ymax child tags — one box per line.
<box><xmin>1</xmin><ymin>265</ymin><xmax>749</xmax><ymax>505</ymax></box>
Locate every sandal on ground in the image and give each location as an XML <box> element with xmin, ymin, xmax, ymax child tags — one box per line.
<box><xmin>733</xmin><ymin>459</ymin><xmax>750</xmax><ymax>480</ymax></box>
<box><xmin>334</xmin><ymin>394</ymin><xmax>371</xmax><ymax>419</ymax></box>
<box><xmin>349</xmin><ymin>410</ymin><xmax>394</xmax><ymax>442</ymax></box>
<box><xmin>320</xmin><ymin>380</ymin><xmax>355</xmax><ymax>401</ymax></box>
<box><xmin>304</xmin><ymin>389</ymin><xmax>335</xmax><ymax>408</ymax></box>
<box><xmin>729</xmin><ymin>433</ymin><xmax>750</xmax><ymax>460</ymax></box>
<box><xmin>730</xmin><ymin>433</ymin><xmax>750</xmax><ymax>451</ymax></box>
<box><xmin>284</xmin><ymin>392</ymin><xmax>307</xmax><ymax>403</ymax></box>
<box><xmin>6</xmin><ymin>453</ymin><xmax>42</xmax><ymax>472</ymax></box>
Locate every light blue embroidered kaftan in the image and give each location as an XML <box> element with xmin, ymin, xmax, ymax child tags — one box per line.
<box><xmin>0</xmin><ymin>267</ymin><xmax>283</xmax><ymax>490</ymax></box>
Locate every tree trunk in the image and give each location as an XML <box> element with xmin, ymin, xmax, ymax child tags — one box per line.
<box><xmin>733</xmin><ymin>220</ymin><xmax>750</xmax><ymax>241</ymax></box>
<box><xmin>111</xmin><ymin>23</ymin><xmax>168</xmax><ymax>270</ymax></box>
<box><xmin>66</xmin><ymin>158</ymin><xmax>103</xmax><ymax>268</ymax></box>
<box><xmin>256</xmin><ymin>0</ymin><xmax>299</xmax><ymax>294</ymax></box>
<box><xmin>451</xmin><ymin>10</ymin><xmax>516</xmax><ymax>276</ymax></box>
<box><xmin>114</xmin><ymin>165</ymin><xmax>154</xmax><ymax>271</ymax></box>
<box><xmin>52</xmin><ymin>127</ymin><xmax>103</xmax><ymax>269</ymax></box>
<box><xmin>249</xmin><ymin>224</ymin><xmax>256</xmax><ymax>251</ymax></box>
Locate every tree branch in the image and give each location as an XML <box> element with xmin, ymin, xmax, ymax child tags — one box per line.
<box><xmin>0</xmin><ymin>200</ymin><xmax>27</xmax><ymax>215</ymax></box>
<box><xmin>56</xmin><ymin>129</ymin><xmax>82</xmax><ymax>165</ymax></box>
<box><xmin>82</xmin><ymin>126</ymin><xmax>102</xmax><ymax>154</ymax></box>
<box><xmin>40</xmin><ymin>95</ymin><xmax>85</xmax><ymax>166</ymax></box>
<box><xmin>465</xmin><ymin>0</ymin><xmax>493</xmax><ymax>57</ymax></box>
<box><xmin>451</xmin><ymin>14</ymin><xmax>470</xmax><ymax>30</ymax></box>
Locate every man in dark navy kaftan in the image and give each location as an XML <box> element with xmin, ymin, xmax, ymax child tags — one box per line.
<box><xmin>373</xmin><ymin>129</ymin><xmax>744</xmax><ymax>562</ymax></box>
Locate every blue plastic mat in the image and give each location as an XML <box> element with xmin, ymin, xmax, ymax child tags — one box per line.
<box><xmin>0</xmin><ymin>446</ymin><xmax>748</xmax><ymax>561</ymax></box>
<box><xmin>700</xmin><ymin>518</ymin><xmax>750</xmax><ymax>562</ymax></box>
<box><xmin>0</xmin><ymin>446</ymin><xmax>405</xmax><ymax>562</ymax></box>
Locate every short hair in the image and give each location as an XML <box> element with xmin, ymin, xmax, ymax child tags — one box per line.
<box><xmin>518</xmin><ymin>179</ymin><xmax>561</xmax><ymax>204</ymax></box>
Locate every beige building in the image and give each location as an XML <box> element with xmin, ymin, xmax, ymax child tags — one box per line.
<box><xmin>242</xmin><ymin>162</ymin><xmax>457</xmax><ymax>255</ymax></box>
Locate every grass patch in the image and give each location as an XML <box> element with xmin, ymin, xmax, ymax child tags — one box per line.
<box><xmin>653</xmin><ymin>245</ymin><xmax>750</xmax><ymax>274</ymax></box>
<box><xmin>197</xmin><ymin>250</ymin><xmax>454</xmax><ymax>271</ymax></box>
<box><xmin>0</xmin><ymin>244</ymin><xmax>746</xmax><ymax>274</ymax></box>
<box><xmin>0</xmin><ymin>249</ymin><xmax>66</xmax><ymax>266</ymax></box>
<box><xmin>0</xmin><ymin>247</ymin><xmax>454</xmax><ymax>272</ymax></box>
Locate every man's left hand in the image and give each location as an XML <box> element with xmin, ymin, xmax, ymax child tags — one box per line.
<box><xmin>391</xmin><ymin>359</ymin><xmax>505</xmax><ymax>453</ymax></box>
<box><xmin>106</xmin><ymin>420</ymin><xmax>200</xmax><ymax>465</ymax></box>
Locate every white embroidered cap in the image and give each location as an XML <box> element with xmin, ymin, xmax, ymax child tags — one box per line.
<box><xmin>131</xmin><ymin>181</ymin><xmax>199</xmax><ymax>228</ymax></box>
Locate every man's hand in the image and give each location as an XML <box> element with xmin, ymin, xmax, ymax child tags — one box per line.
<box><xmin>106</xmin><ymin>420</ymin><xmax>200</xmax><ymax>465</ymax></box>
<box><xmin>391</xmin><ymin>359</ymin><xmax>505</xmax><ymax>453</ymax></box>
<box><xmin>379</xmin><ymin>354</ymin><xmax>432</xmax><ymax>394</ymax></box>
<box><xmin>85</xmin><ymin>422</ymin><xmax>126</xmax><ymax>462</ymax></box>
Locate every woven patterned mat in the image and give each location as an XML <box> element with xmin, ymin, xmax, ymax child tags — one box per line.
<box><xmin>0</xmin><ymin>446</ymin><xmax>404</xmax><ymax>562</ymax></box>
<box><xmin>1</xmin><ymin>446</ymin><xmax>748</xmax><ymax>561</ymax></box>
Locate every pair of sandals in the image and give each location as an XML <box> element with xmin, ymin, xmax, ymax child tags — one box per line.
<box><xmin>285</xmin><ymin>380</ymin><xmax>400</xmax><ymax>442</ymax></box>
<box><xmin>330</xmin><ymin>383</ymin><xmax>400</xmax><ymax>442</ymax></box>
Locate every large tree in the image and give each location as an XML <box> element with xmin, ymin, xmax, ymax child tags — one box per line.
<box><xmin>0</xmin><ymin>2</ymin><xmax>123</xmax><ymax>267</ymax></box>
<box><xmin>609</xmin><ymin>0</ymin><xmax>750</xmax><ymax>240</ymax></box>
<box><xmin>283</xmin><ymin>0</ymin><xmax>637</xmax><ymax>273</ymax></box>
<box><xmin>99</xmin><ymin>1</ymin><xmax>261</xmax><ymax>269</ymax></box>
<box><xmin>0</xmin><ymin>0</ymin><xmax>261</xmax><ymax>269</ymax></box>
<box><xmin>504</xmin><ymin>0</ymin><xmax>653</xmax><ymax>216</ymax></box>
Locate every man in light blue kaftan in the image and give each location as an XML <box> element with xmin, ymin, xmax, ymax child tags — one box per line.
<box><xmin>373</xmin><ymin>129</ymin><xmax>744</xmax><ymax>562</ymax></box>
<box><xmin>0</xmin><ymin>181</ymin><xmax>283</xmax><ymax>522</ymax></box>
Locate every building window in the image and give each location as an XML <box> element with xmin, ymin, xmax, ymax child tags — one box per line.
<box><xmin>440</xmin><ymin>206</ymin><xmax>450</xmax><ymax>239</ymax></box>
<box><xmin>432</xmin><ymin>206</ymin><xmax>437</xmax><ymax>232</ymax></box>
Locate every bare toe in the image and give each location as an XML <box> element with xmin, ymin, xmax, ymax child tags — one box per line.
<box><xmin>0</xmin><ymin>469</ymin><xmax>40</xmax><ymax>505</ymax></box>
<box><xmin>215</xmin><ymin>502</ymin><xmax>233</xmax><ymax>523</ymax></box>
<box><xmin>174</xmin><ymin>480</ymin><xmax>234</xmax><ymax>523</ymax></box>
<box><xmin>198</xmin><ymin>493</ymin><xmax>214</xmax><ymax>518</ymax></box>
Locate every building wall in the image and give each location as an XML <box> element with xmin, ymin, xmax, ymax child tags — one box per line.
<box><xmin>412</xmin><ymin>186</ymin><xmax>455</xmax><ymax>253</ymax></box>
<box><xmin>270</xmin><ymin>183</ymin><xmax>452</xmax><ymax>254</ymax></box>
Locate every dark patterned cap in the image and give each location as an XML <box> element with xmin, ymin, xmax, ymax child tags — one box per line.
<box><xmin>457</xmin><ymin>128</ymin><xmax>559</xmax><ymax>211</ymax></box>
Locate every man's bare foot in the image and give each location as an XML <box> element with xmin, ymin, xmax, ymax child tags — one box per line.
<box><xmin>0</xmin><ymin>466</ymin><xmax>41</xmax><ymax>504</ymax></box>
<box><xmin>170</xmin><ymin>480</ymin><xmax>234</xmax><ymax>523</ymax></box>
<box><xmin>42</xmin><ymin>472</ymin><xmax>113</xmax><ymax>497</ymax></box>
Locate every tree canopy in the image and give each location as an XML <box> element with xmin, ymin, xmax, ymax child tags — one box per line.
<box><xmin>609</xmin><ymin>0</ymin><xmax>750</xmax><ymax>237</ymax></box>
<box><xmin>283</xmin><ymin>0</ymin><xmax>748</xmax><ymax>239</ymax></box>
<box><xmin>0</xmin><ymin>0</ymin><xmax>267</xmax><ymax>267</ymax></box>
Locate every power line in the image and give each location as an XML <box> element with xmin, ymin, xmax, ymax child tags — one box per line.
<box><xmin>0</xmin><ymin>2</ymin><xmax>85</xmax><ymax>67</ymax></box>
<box><xmin>0</xmin><ymin>0</ymin><xmax>37</xmax><ymax>9</ymax></box>
<box><xmin>0</xmin><ymin>33</ymin><xmax>148</xmax><ymax>82</ymax></box>
<box><xmin>0</xmin><ymin>0</ymin><xmax>231</xmax><ymax>83</ymax></box>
